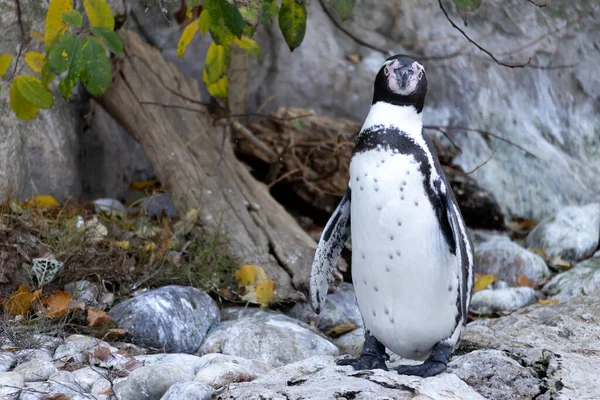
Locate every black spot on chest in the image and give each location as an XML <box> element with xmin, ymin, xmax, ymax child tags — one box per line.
<box><xmin>352</xmin><ymin>125</ymin><xmax>456</xmax><ymax>254</ymax></box>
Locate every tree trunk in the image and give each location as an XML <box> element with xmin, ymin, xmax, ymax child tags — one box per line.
<box><xmin>99</xmin><ymin>30</ymin><xmax>318</xmax><ymax>302</ymax></box>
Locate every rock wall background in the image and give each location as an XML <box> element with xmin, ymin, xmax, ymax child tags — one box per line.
<box><xmin>1</xmin><ymin>0</ymin><xmax>599</xmax><ymax>220</ymax></box>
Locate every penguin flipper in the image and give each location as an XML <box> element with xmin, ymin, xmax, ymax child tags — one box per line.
<box><xmin>309</xmin><ymin>187</ymin><xmax>352</xmax><ymax>314</ymax></box>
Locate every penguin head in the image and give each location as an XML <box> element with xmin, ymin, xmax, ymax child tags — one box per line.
<box><xmin>372</xmin><ymin>55</ymin><xmax>428</xmax><ymax>113</ymax></box>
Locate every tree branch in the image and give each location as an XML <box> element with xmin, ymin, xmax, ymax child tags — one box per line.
<box><xmin>526</xmin><ymin>0</ymin><xmax>547</xmax><ymax>8</ymax></box>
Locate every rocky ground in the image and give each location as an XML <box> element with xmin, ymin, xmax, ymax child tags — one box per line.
<box><xmin>1</xmin><ymin>202</ymin><xmax>599</xmax><ymax>399</ymax></box>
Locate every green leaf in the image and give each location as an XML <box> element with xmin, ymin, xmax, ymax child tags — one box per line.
<box><xmin>220</xmin><ymin>0</ymin><xmax>245</xmax><ymax>38</ymax></box>
<box><xmin>47</xmin><ymin>32</ymin><xmax>78</xmax><ymax>74</ymax></box>
<box><xmin>0</xmin><ymin>53</ymin><xmax>13</xmax><ymax>78</ymax></box>
<box><xmin>58</xmin><ymin>37</ymin><xmax>83</xmax><ymax>98</ymax></box>
<box><xmin>198</xmin><ymin>9</ymin><xmax>211</xmax><ymax>33</ymax></box>
<box><xmin>452</xmin><ymin>0</ymin><xmax>482</xmax><ymax>25</ymax></box>
<box><xmin>233</xmin><ymin>36</ymin><xmax>261</xmax><ymax>58</ymax></box>
<box><xmin>205</xmin><ymin>0</ymin><xmax>244</xmax><ymax>40</ymax></box>
<box><xmin>62</xmin><ymin>10</ymin><xmax>83</xmax><ymax>27</ymax></box>
<box><xmin>80</xmin><ymin>36</ymin><xmax>112</xmax><ymax>97</ymax></box>
<box><xmin>204</xmin><ymin>42</ymin><xmax>231</xmax><ymax>84</ymax></box>
<box><xmin>331</xmin><ymin>0</ymin><xmax>355</xmax><ymax>21</ymax></box>
<box><xmin>278</xmin><ymin>0</ymin><xmax>307</xmax><ymax>51</ymax></box>
<box><xmin>238</xmin><ymin>0</ymin><xmax>261</xmax><ymax>28</ymax></box>
<box><xmin>261</xmin><ymin>0</ymin><xmax>279</xmax><ymax>25</ymax></box>
<box><xmin>209</xmin><ymin>24</ymin><xmax>235</xmax><ymax>45</ymax></box>
<box><xmin>41</xmin><ymin>63</ymin><xmax>56</xmax><ymax>88</ymax></box>
<box><xmin>16</xmin><ymin>76</ymin><xmax>53</xmax><ymax>109</ymax></box>
<box><xmin>91</xmin><ymin>27</ymin><xmax>124</xmax><ymax>56</ymax></box>
<box><xmin>10</xmin><ymin>80</ymin><xmax>39</xmax><ymax>120</ymax></box>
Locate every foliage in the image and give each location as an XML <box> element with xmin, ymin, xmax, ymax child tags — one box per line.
<box><xmin>452</xmin><ymin>0</ymin><xmax>482</xmax><ymax>25</ymax></box>
<box><xmin>0</xmin><ymin>0</ymin><xmax>122</xmax><ymax>120</ymax></box>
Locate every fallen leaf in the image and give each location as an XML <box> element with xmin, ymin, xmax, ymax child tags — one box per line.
<box><xmin>551</xmin><ymin>256</ymin><xmax>572</xmax><ymax>271</ymax></box>
<box><xmin>234</xmin><ymin>264</ymin><xmax>268</xmax><ymax>287</ymax></box>
<box><xmin>115</xmin><ymin>240</ymin><xmax>130</xmax><ymax>250</ymax></box>
<box><xmin>41</xmin><ymin>290</ymin><xmax>72</xmax><ymax>318</ymax></box>
<box><xmin>87</xmin><ymin>307</ymin><xmax>113</xmax><ymax>328</ymax></box>
<box><xmin>97</xmin><ymin>388</ymin><xmax>114</xmax><ymax>396</ymax></box>
<box><xmin>530</xmin><ymin>248</ymin><xmax>549</xmax><ymax>260</ymax></box>
<box><xmin>25</xmin><ymin>195</ymin><xmax>60</xmax><ymax>209</ymax></box>
<box><xmin>538</xmin><ymin>299</ymin><xmax>559</xmax><ymax>305</ymax></box>
<box><xmin>2</xmin><ymin>285</ymin><xmax>42</xmax><ymax>316</ymax></box>
<box><xmin>92</xmin><ymin>346</ymin><xmax>113</xmax><ymax>361</ymax></box>
<box><xmin>144</xmin><ymin>242</ymin><xmax>157</xmax><ymax>252</ymax></box>
<box><xmin>473</xmin><ymin>273</ymin><xmax>496</xmax><ymax>293</ymax></box>
<box><xmin>255</xmin><ymin>279</ymin><xmax>275</xmax><ymax>308</ymax></box>
<box><xmin>129</xmin><ymin>179</ymin><xmax>160</xmax><ymax>190</ymax></box>
<box><xmin>85</xmin><ymin>216</ymin><xmax>108</xmax><ymax>243</ymax></box>
<box><xmin>346</xmin><ymin>53</ymin><xmax>360</xmax><ymax>64</ymax></box>
<box><xmin>42</xmin><ymin>394</ymin><xmax>70</xmax><ymax>400</ymax></box>
<box><xmin>515</xmin><ymin>274</ymin><xmax>535</xmax><ymax>288</ymax></box>
<box><xmin>104</xmin><ymin>328</ymin><xmax>128</xmax><ymax>341</ymax></box>
<box><xmin>325</xmin><ymin>323</ymin><xmax>359</xmax><ymax>338</ymax></box>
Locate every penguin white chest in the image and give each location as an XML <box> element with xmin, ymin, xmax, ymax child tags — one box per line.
<box><xmin>349</xmin><ymin>148</ymin><xmax>459</xmax><ymax>359</ymax></box>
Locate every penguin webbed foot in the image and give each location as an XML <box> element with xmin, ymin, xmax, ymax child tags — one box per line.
<box><xmin>396</xmin><ymin>342</ymin><xmax>452</xmax><ymax>378</ymax></box>
<box><xmin>337</xmin><ymin>329</ymin><xmax>389</xmax><ymax>371</ymax></box>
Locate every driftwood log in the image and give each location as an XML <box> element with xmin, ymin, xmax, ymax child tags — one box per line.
<box><xmin>235</xmin><ymin>108</ymin><xmax>505</xmax><ymax>230</ymax></box>
<box><xmin>99</xmin><ymin>31</ymin><xmax>320</xmax><ymax>302</ymax></box>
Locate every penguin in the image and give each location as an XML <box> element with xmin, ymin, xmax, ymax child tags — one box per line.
<box><xmin>309</xmin><ymin>55</ymin><xmax>474</xmax><ymax>378</ymax></box>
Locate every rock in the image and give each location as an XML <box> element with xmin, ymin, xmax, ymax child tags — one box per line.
<box><xmin>72</xmin><ymin>366</ymin><xmax>108</xmax><ymax>393</ymax></box>
<box><xmin>194</xmin><ymin>354</ymin><xmax>270</xmax><ymax>388</ymax></box>
<box><xmin>334</xmin><ymin>327</ymin><xmax>364</xmax><ymax>358</ymax></box>
<box><xmin>91</xmin><ymin>377</ymin><xmax>113</xmax><ymax>399</ymax></box>
<box><xmin>449</xmin><ymin>350</ymin><xmax>541</xmax><ymax>399</ymax></box>
<box><xmin>54</xmin><ymin>334</ymin><xmax>117</xmax><ymax>364</ymax></box>
<box><xmin>159</xmin><ymin>354</ymin><xmax>206</xmax><ymax>376</ymax></box>
<box><xmin>199</xmin><ymin>313</ymin><xmax>338</xmax><ymax>367</ymax></box>
<box><xmin>93</xmin><ymin>198</ymin><xmax>126</xmax><ymax>214</ymax></box>
<box><xmin>219</xmin><ymin>356</ymin><xmax>484</xmax><ymax>399</ymax></box>
<box><xmin>64</xmin><ymin>280</ymin><xmax>100</xmax><ymax>306</ymax></box>
<box><xmin>543</xmin><ymin>257</ymin><xmax>600</xmax><ymax>302</ymax></box>
<box><xmin>470</xmin><ymin>287</ymin><xmax>537</xmax><ymax>314</ymax></box>
<box><xmin>526</xmin><ymin>203</ymin><xmax>600</xmax><ymax>261</ymax></box>
<box><xmin>113</xmin><ymin>364</ymin><xmax>194</xmax><ymax>400</ymax></box>
<box><xmin>220</xmin><ymin>307</ymin><xmax>275</xmax><ymax>321</ymax></box>
<box><xmin>160</xmin><ymin>381</ymin><xmax>214</xmax><ymax>400</ymax></box>
<box><xmin>0</xmin><ymin>353</ymin><xmax>15</xmax><ymax>373</ymax></box>
<box><xmin>110</xmin><ymin>285</ymin><xmax>219</xmax><ymax>353</ymax></box>
<box><xmin>475</xmin><ymin>235</ymin><xmax>551</xmax><ymax>284</ymax></box>
<box><xmin>462</xmin><ymin>290</ymin><xmax>600</xmax><ymax>398</ymax></box>
<box><xmin>288</xmin><ymin>282</ymin><xmax>362</xmax><ymax>333</ymax></box>
<box><xmin>13</xmin><ymin>360</ymin><xmax>57</xmax><ymax>382</ymax></box>
<box><xmin>0</xmin><ymin>372</ymin><xmax>23</xmax><ymax>397</ymax></box>
<box><xmin>14</xmin><ymin>349</ymin><xmax>53</xmax><ymax>364</ymax></box>
<box><xmin>141</xmin><ymin>194</ymin><xmax>178</xmax><ymax>219</ymax></box>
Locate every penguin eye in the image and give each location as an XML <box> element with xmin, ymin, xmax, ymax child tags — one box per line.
<box><xmin>417</xmin><ymin>70</ymin><xmax>424</xmax><ymax>80</ymax></box>
<box><xmin>384</xmin><ymin>67</ymin><xmax>391</xmax><ymax>77</ymax></box>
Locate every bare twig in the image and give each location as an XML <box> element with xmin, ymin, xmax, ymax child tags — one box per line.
<box><xmin>139</xmin><ymin>101</ymin><xmax>207</xmax><ymax>113</ymax></box>
<box><xmin>465</xmin><ymin>149</ymin><xmax>497</xmax><ymax>174</ymax></box>
<box><xmin>422</xmin><ymin>125</ymin><xmax>463</xmax><ymax>153</ymax></box>
<box><xmin>7</xmin><ymin>0</ymin><xmax>26</xmax><ymax>81</ymax></box>
<box><xmin>438</xmin><ymin>0</ymin><xmax>531</xmax><ymax>68</ymax></box>
<box><xmin>526</xmin><ymin>0</ymin><xmax>547</xmax><ymax>8</ymax></box>
<box><xmin>232</xmin><ymin>120</ymin><xmax>278</xmax><ymax>160</ymax></box>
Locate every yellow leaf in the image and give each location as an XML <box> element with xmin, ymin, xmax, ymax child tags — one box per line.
<box><xmin>473</xmin><ymin>273</ymin><xmax>495</xmax><ymax>293</ymax></box>
<box><xmin>30</xmin><ymin>31</ymin><xmax>45</xmax><ymax>42</ymax></box>
<box><xmin>538</xmin><ymin>298</ymin><xmax>559</xmax><ymax>305</ymax></box>
<box><xmin>10</xmin><ymin>80</ymin><xmax>39</xmax><ymax>120</ymax></box>
<box><xmin>0</xmin><ymin>53</ymin><xmax>13</xmax><ymax>78</ymax></box>
<box><xmin>144</xmin><ymin>242</ymin><xmax>157</xmax><ymax>252</ymax></box>
<box><xmin>2</xmin><ymin>285</ymin><xmax>41</xmax><ymax>316</ymax></box>
<box><xmin>25</xmin><ymin>52</ymin><xmax>45</xmax><ymax>73</ymax></box>
<box><xmin>203</xmin><ymin>42</ymin><xmax>231</xmax><ymax>84</ymax></box>
<box><xmin>325</xmin><ymin>323</ymin><xmax>359</xmax><ymax>338</ymax></box>
<box><xmin>234</xmin><ymin>264</ymin><xmax>268</xmax><ymax>287</ymax></box>
<box><xmin>41</xmin><ymin>290</ymin><xmax>73</xmax><ymax>317</ymax></box>
<box><xmin>203</xmin><ymin>70</ymin><xmax>228</xmax><ymax>98</ymax></box>
<box><xmin>256</xmin><ymin>279</ymin><xmax>274</xmax><ymax>308</ymax></box>
<box><xmin>177</xmin><ymin>20</ymin><xmax>200</xmax><ymax>57</ymax></box>
<box><xmin>25</xmin><ymin>195</ymin><xmax>60</xmax><ymax>209</ymax></box>
<box><xmin>45</xmin><ymin>0</ymin><xmax>73</xmax><ymax>44</ymax></box>
<box><xmin>515</xmin><ymin>274</ymin><xmax>535</xmax><ymax>288</ymax></box>
<box><xmin>115</xmin><ymin>240</ymin><xmax>130</xmax><ymax>250</ymax></box>
<box><xmin>198</xmin><ymin>9</ymin><xmax>211</xmax><ymax>33</ymax></box>
<box><xmin>232</xmin><ymin>36</ymin><xmax>261</xmax><ymax>58</ymax></box>
<box><xmin>129</xmin><ymin>179</ymin><xmax>160</xmax><ymax>190</ymax></box>
<box><xmin>84</xmin><ymin>0</ymin><xmax>115</xmax><ymax>29</ymax></box>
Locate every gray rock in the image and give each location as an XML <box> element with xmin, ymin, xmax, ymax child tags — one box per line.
<box><xmin>526</xmin><ymin>203</ymin><xmax>600</xmax><ymax>261</ymax></box>
<box><xmin>543</xmin><ymin>257</ymin><xmax>600</xmax><ymax>302</ymax></box>
<box><xmin>470</xmin><ymin>287</ymin><xmax>537</xmax><ymax>314</ymax></box>
<box><xmin>199</xmin><ymin>313</ymin><xmax>338</xmax><ymax>367</ymax></box>
<box><xmin>194</xmin><ymin>354</ymin><xmax>270</xmax><ymax>388</ymax></box>
<box><xmin>72</xmin><ymin>366</ymin><xmax>107</xmax><ymax>393</ymax></box>
<box><xmin>91</xmin><ymin>377</ymin><xmax>113</xmax><ymax>399</ymax></box>
<box><xmin>93</xmin><ymin>198</ymin><xmax>126</xmax><ymax>214</ymax></box>
<box><xmin>14</xmin><ymin>349</ymin><xmax>53</xmax><ymax>364</ymax></box>
<box><xmin>334</xmin><ymin>327</ymin><xmax>364</xmax><ymax>358</ymax></box>
<box><xmin>110</xmin><ymin>285</ymin><xmax>219</xmax><ymax>353</ymax></box>
<box><xmin>141</xmin><ymin>194</ymin><xmax>178</xmax><ymax>219</ymax></box>
<box><xmin>54</xmin><ymin>335</ymin><xmax>117</xmax><ymax>364</ymax></box>
<box><xmin>0</xmin><ymin>353</ymin><xmax>15</xmax><ymax>373</ymax></box>
<box><xmin>288</xmin><ymin>282</ymin><xmax>362</xmax><ymax>333</ymax></box>
<box><xmin>462</xmin><ymin>290</ymin><xmax>600</xmax><ymax>398</ymax></box>
<box><xmin>160</xmin><ymin>381</ymin><xmax>214</xmax><ymax>400</ymax></box>
<box><xmin>14</xmin><ymin>360</ymin><xmax>57</xmax><ymax>382</ymax></box>
<box><xmin>220</xmin><ymin>356</ymin><xmax>484</xmax><ymax>399</ymax></box>
<box><xmin>160</xmin><ymin>354</ymin><xmax>206</xmax><ymax>376</ymax></box>
<box><xmin>0</xmin><ymin>372</ymin><xmax>23</xmax><ymax>396</ymax></box>
<box><xmin>475</xmin><ymin>235</ymin><xmax>551</xmax><ymax>284</ymax></box>
<box><xmin>220</xmin><ymin>307</ymin><xmax>275</xmax><ymax>321</ymax></box>
<box><xmin>64</xmin><ymin>280</ymin><xmax>100</xmax><ymax>306</ymax></box>
<box><xmin>449</xmin><ymin>350</ymin><xmax>541</xmax><ymax>399</ymax></box>
<box><xmin>113</xmin><ymin>364</ymin><xmax>194</xmax><ymax>400</ymax></box>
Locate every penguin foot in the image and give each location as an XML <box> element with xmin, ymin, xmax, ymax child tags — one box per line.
<box><xmin>396</xmin><ymin>341</ymin><xmax>452</xmax><ymax>377</ymax></box>
<box><xmin>337</xmin><ymin>353</ymin><xmax>389</xmax><ymax>371</ymax></box>
<box><xmin>396</xmin><ymin>361</ymin><xmax>446</xmax><ymax>377</ymax></box>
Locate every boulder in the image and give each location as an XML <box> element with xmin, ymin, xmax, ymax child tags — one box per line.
<box><xmin>543</xmin><ymin>257</ymin><xmax>600</xmax><ymax>302</ymax></box>
<box><xmin>470</xmin><ymin>287</ymin><xmax>537</xmax><ymax>314</ymax></box>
